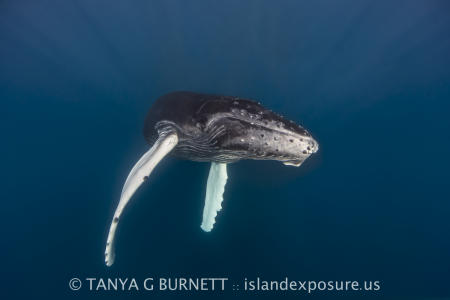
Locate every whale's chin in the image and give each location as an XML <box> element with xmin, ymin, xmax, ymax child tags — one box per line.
<box><xmin>282</xmin><ymin>159</ymin><xmax>305</xmax><ymax>167</ymax></box>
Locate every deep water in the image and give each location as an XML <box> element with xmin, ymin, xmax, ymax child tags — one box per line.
<box><xmin>1</xmin><ymin>0</ymin><xmax>450</xmax><ymax>299</ymax></box>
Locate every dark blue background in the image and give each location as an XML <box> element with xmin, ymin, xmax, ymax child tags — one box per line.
<box><xmin>1</xmin><ymin>0</ymin><xmax>449</xmax><ymax>299</ymax></box>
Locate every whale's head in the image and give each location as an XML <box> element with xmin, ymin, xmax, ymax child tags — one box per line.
<box><xmin>144</xmin><ymin>91</ymin><xmax>318</xmax><ymax>166</ymax></box>
<box><xmin>201</xmin><ymin>97</ymin><xmax>319</xmax><ymax>166</ymax></box>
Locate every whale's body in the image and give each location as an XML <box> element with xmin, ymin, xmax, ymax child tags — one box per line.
<box><xmin>105</xmin><ymin>91</ymin><xmax>318</xmax><ymax>266</ymax></box>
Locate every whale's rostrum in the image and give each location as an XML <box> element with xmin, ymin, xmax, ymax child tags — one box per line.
<box><xmin>105</xmin><ymin>91</ymin><xmax>318</xmax><ymax>266</ymax></box>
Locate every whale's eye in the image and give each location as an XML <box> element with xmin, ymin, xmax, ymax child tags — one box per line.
<box><xmin>260</xmin><ymin>134</ymin><xmax>264</xmax><ymax>138</ymax></box>
<box><xmin>289</xmin><ymin>139</ymin><xmax>294</xmax><ymax>143</ymax></box>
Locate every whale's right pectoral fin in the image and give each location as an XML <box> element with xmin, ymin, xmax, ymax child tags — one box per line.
<box><xmin>201</xmin><ymin>162</ymin><xmax>228</xmax><ymax>232</ymax></box>
<box><xmin>105</xmin><ymin>132</ymin><xmax>178</xmax><ymax>266</ymax></box>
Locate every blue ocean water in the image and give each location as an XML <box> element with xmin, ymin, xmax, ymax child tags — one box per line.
<box><xmin>1</xmin><ymin>0</ymin><xmax>450</xmax><ymax>299</ymax></box>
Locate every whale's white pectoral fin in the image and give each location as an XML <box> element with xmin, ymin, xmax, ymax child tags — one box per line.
<box><xmin>201</xmin><ymin>162</ymin><xmax>228</xmax><ymax>232</ymax></box>
<box><xmin>105</xmin><ymin>132</ymin><xmax>178</xmax><ymax>266</ymax></box>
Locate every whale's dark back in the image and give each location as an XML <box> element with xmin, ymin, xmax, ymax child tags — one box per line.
<box><xmin>144</xmin><ymin>91</ymin><xmax>204</xmax><ymax>142</ymax></box>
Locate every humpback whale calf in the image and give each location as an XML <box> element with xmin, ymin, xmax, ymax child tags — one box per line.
<box><xmin>105</xmin><ymin>91</ymin><xmax>318</xmax><ymax>266</ymax></box>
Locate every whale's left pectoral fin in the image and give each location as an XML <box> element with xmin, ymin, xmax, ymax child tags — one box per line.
<box><xmin>201</xmin><ymin>162</ymin><xmax>228</xmax><ymax>232</ymax></box>
<box><xmin>105</xmin><ymin>132</ymin><xmax>178</xmax><ymax>266</ymax></box>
